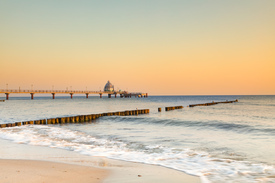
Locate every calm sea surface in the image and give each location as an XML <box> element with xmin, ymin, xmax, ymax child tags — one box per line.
<box><xmin>0</xmin><ymin>95</ymin><xmax>274</xmax><ymax>182</ymax></box>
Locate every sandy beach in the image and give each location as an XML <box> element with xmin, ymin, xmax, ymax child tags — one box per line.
<box><xmin>0</xmin><ymin>139</ymin><xmax>200</xmax><ymax>183</ymax></box>
<box><xmin>0</xmin><ymin>159</ymin><xmax>108</xmax><ymax>183</ymax></box>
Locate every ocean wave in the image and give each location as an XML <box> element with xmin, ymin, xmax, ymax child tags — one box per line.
<box><xmin>103</xmin><ymin>116</ymin><xmax>275</xmax><ymax>136</ymax></box>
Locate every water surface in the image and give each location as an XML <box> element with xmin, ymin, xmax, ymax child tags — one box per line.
<box><xmin>0</xmin><ymin>95</ymin><xmax>274</xmax><ymax>182</ymax></box>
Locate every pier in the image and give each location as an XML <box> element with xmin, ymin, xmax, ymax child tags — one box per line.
<box><xmin>1</xmin><ymin>81</ymin><xmax>148</xmax><ymax>100</ymax></box>
<box><xmin>0</xmin><ymin>89</ymin><xmax>148</xmax><ymax>100</ymax></box>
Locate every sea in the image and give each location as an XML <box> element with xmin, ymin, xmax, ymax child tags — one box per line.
<box><xmin>0</xmin><ymin>95</ymin><xmax>274</xmax><ymax>183</ymax></box>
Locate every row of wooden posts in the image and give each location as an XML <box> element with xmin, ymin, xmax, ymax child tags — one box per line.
<box><xmin>0</xmin><ymin>109</ymin><xmax>150</xmax><ymax>129</ymax></box>
<box><xmin>188</xmin><ymin>99</ymin><xmax>238</xmax><ymax>107</ymax></box>
<box><xmin>158</xmin><ymin>106</ymin><xmax>184</xmax><ymax>112</ymax></box>
<box><xmin>158</xmin><ymin>99</ymin><xmax>238</xmax><ymax>112</ymax></box>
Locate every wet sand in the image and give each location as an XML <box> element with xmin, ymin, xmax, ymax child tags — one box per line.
<box><xmin>0</xmin><ymin>139</ymin><xmax>201</xmax><ymax>183</ymax></box>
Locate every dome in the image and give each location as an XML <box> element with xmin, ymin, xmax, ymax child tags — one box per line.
<box><xmin>104</xmin><ymin>80</ymin><xmax>114</xmax><ymax>92</ymax></box>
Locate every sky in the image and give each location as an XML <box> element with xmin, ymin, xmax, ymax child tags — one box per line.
<box><xmin>0</xmin><ymin>0</ymin><xmax>274</xmax><ymax>95</ymax></box>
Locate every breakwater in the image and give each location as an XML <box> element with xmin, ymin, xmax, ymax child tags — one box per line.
<box><xmin>158</xmin><ymin>106</ymin><xmax>184</xmax><ymax>112</ymax></box>
<box><xmin>189</xmin><ymin>99</ymin><xmax>238</xmax><ymax>107</ymax></box>
<box><xmin>0</xmin><ymin>109</ymin><xmax>150</xmax><ymax>129</ymax></box>
<box><xmin>158</xmin><ymin>100</ymin><xmax>238</xmax><ymax>112</ymax></box>
<box><xmin>165</xmin><ymin>106</ymin><xmax>184</xmax><ymax>111</ymax></box>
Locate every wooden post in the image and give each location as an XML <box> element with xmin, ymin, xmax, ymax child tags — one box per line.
<box><xmin>0</xmin><ymin>124</ymin><xmax>7</xmax><ymax>128</ymax></box>
<box><xmin>15</xmin><ymin>122</ymin><xmax>22</xmax><ymax>126</ymax></box>
<box><xmin>75</xmin><ymin>116</ymin><xmax>79</xmax><ymax>123</ymax></box>
<box><xmin>60</xmin><ymin>118</ymin><xmax>66</xmax><ymax>124</ymax></box>
<box><xmin>70</xmin><ymin>117</ymin><xmax>75</xmax><ymax>123</ymax></box>
<box><xmin>65</xmin><ymin>117</ymin><xmax>70</xmax><ymax>123</ymax></box>
<box><xmin>34</xmin><ymin>120</ymin><xmax>40</xmax><ymax>125</ymax></box>
<box><xmin>41</xmin><ymin>119</ymin><xmax>46</xmax><ymax>124</ymax></box>
<box><xmin>5</xmin><ymin>93</ymin><xmax>9</xmax><ymax>100</ymax></box>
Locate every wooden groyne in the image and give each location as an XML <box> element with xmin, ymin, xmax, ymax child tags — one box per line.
<box><xmin>0</xmin><ymin>100</ymin><xmax>5</xmax><ymax>102</ymax></box>
<box><xmin>189</xmin><ymin>99</ymin><xmax>238</xmax><ymax>107</ymax></box>
<box><xmin>0</xmin><ymin>109</ymin><xmax>150</xmax><ymax>129</ymax></box>
<box><xmin>158</xmin><ymin>106</ymin><xmax>184</xmax><ymax>112</ymax></box>
<box><xmin>165</xmin><ymin>106</ymin><xmax>184</xmax><ymax>111</ymax></box>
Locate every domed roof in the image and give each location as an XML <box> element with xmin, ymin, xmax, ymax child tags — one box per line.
<box><xmin>104</xmin><ymin>80</ymin><xmax>114</xmax><ymax>92</ymax></box>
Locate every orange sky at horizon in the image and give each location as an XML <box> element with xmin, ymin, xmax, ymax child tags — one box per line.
<box><xmin>1</xmin><ymin>1</ymin><xmax>274</xmax><ymax>95</ymax></box>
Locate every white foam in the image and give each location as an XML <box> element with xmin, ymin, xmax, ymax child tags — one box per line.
<box><xmin>0</xmin><ymin>125</ymin><xmax>275</xmax><ymax>183</ymax></box>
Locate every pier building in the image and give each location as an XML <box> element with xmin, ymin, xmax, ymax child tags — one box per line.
<box><xmin>104</xmin><ymin>81</ymin><xmax>114</xmax><ymax>92</ymax></box>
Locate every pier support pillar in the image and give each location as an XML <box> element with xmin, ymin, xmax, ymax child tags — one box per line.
<box><xmin>86</xmin><ymin>93</ymin><xmax>89</xmax><ymax>98</ymax></box>
<box><xmin>30</xmin><ymin>93</ymin><xmax>34</xmax><ymax>100</ymax></box>
<box><xmin>52</xmin><ymin>93</ymin><xmax>55</xmax><ymax>99</ymax></box>
<box><xmin>130</xmin><ymin>94</ymin><xmax>132</xmax><ymax>98</ymax></box>
<box><xmin>70</xmin><ymin>93</ymin><xmax>73</xmax><ymax>99</ymax></box>
<box><xmin>99</xmin><ymin>93</ymin><xmax>102</xmax><ymax>98</ymax></box>
<box><xmin>120</xmin><ymin>94</ymin><xmax>123</xmax><ymax>98</ymax></box>
<box><xmin>146</xmin><ymin>93</ymin><xmax>148</xmax><ymax>97</ymax></box>
<box><xmin>108</xmin><ymin>94</ymin><xmax>111</xmax><ymax>98</ymax></box>
<box><xmin>5</xmin><ymin>93</ymin><xmax>9</xmax><ymax>100</ymax></box>
<box><xmin>115</xmin><ymin>94</ymin><xmax>117</xmax><ymax>98</ymax></box>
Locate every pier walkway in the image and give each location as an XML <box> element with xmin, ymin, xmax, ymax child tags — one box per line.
<box><xmin>0</xmin><ymin>89</ymin><xmax>148</xmax><ymax>100</ymax></box>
